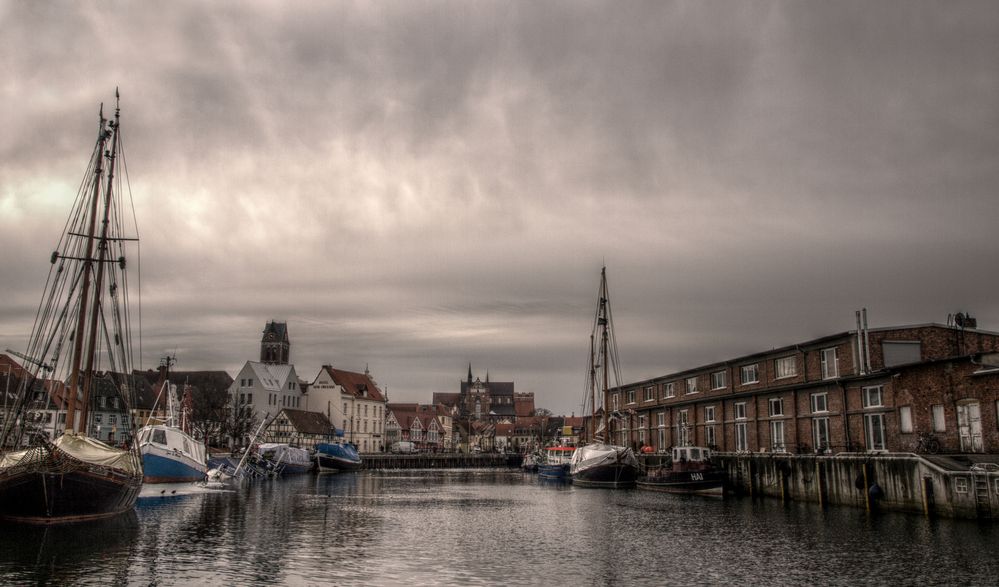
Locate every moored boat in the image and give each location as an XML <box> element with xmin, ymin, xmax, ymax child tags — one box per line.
<box><xmin>0</xmin><ymin>92</ymin><xmax>144</xmax><ymax>523</ymax></box>
<box><xmin>315</xmin><ymin>442</ymin><xmax>362</xmax><ymax>472</ymax></box>
<box><xmin>258</xmin><ymin>443</ymin><xmax>313</xmax><ymax>474</ymax></box>
<box><xmin>569</xmin><ymin>267</ymin><xmax>640</xmax><ymax>489</ymax></box>
<box><xmin>138</xmin><ymin>360</ymin><xmax>207</xmax><ymax>484</ymax></box>
<box><xmin>537</xmin><ymin>446</ymin><xmax>575</xmax><ymax>481</ymax></box>
<box><xmin>637</xmin><ymin>446</ymin><xmax>726</xmax><ymax>496</ymax></box>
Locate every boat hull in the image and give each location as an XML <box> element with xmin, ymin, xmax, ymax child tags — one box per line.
<box><xmin>636</xmin><ymin>471</ymin><xmax>726</xmax><ymax>496</ymax></box>
<box><xmin>538</xmin><ymin>463</ymin><xmax>571</xmax><ymax>481</ymax></box>
<box><xmin>141</xmin><ymin>450</ymin><xmax>206</xmax><ymax>484</ymax></box>
<box><xmin>0</xmin><ymin>451</ymin><xmax>141</xmax><ymax>524</ymax></box>
<box><xmin>571</xmin><ymin>463</ymin><xmax>638</xmax><ymax>489</ymax></box>
<box><xmin>316</xmin><ymin>454</ymin><xmax>363</xmax><ymax>472</ymax></box>
<box><xmin>315</xmin><ymin>443</ymin><xmax>362</xmax><ymax>472</ymax></box>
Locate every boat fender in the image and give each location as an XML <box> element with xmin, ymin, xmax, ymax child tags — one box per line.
<box><xmin>854</xmin><ymin>473</ymin><xmax>866</xmax><ymax>491</ymax></box>
<box><xmin>868</xmin><ymin>483</ymin><xmax>883</xmax><ymax>499</ymax></box>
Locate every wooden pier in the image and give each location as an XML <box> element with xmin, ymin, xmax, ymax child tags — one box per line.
<box><xmin>362</xmin><ymin>453</ymin><xmax>523</xmax><ymax>470</ymax></box>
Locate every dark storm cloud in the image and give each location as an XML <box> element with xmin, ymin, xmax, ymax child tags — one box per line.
<box><xmin>2</xmin><ymin>1</ymin><xmax>998</xmax><ymax>413</ymax></box>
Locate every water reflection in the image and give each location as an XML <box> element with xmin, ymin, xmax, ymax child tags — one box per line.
<box><xmin>1</xmin><ymin>470</ymin><xmax>998</xmax><ymax>585</ymax></box>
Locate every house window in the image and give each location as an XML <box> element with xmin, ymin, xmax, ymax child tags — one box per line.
<box><xmin>676</xmin><ymin>410</ymin><xmax>690</xmax><ymax>446</ymax></box>
<box><xmin>657</xmin><ymin>412</ymin><xmax>665</xmax><ymax>428</ymax></box>
<box><xmin>109</xmin><ymin>415</ymin><xmax>117</xmax><ymax>425</ymax></box>
<box><xmin>644</xmin><ymin>386</ymin><xmax>655</xmax><ymax>402</ymax></box>
<box><xmin>685</xmin><ymin>377</ymin><xmax>698</xmax><ymax>394</ymax></box>
<box><xmin>740</xmin><ymin>364</ymin><xmax>759</xmax><ymax>385</ymax></box>
<box><xmin>820</xmin><ymin>348</ymin><xmax>838</xmax><ymax>379</ymax></box>
<box><xmin>932</xmin><ymin>404</ymin><xmax>946</xmax><ymax>432</ymax></box>
<box><xmin>710</xmin><ymin>371</ymin><xmax>726</xmax><ymax>390</ymax></box>
<box><xmin>736</xmin><ymin>422</ymin><xmax>748</xmax><ymax>451</ymax></box>
<box><xmin>95</xmin><ymin>414</ymin><xmax>103</xmax><ymax>425</ymax></box>
<box><xmin>627</xmin><ymin>389</ymin><xmax>636</xmax><ymax>404</ymax></box>
<box><xmin>771</xmin><ymin>420</ymin><xmax>785</xmax><ymax>452</ymax></box>
<box><xmin>705</xmin><ymin>425</ymin><xmax>716</xmax><ymax>448</ymax></box>
<box><xmin>899</xmin><ymin>406</ymin><xmax>913</xmax><ymax>433</ymax></box>
<box><xmin>775</xmin><ymin>356</ymin><xmax>797</xmax><ymax>379</ymax></box>
<box><xmin>658</xmin><ymin>427</ymin><xmax>666</xmax><ymax>451</ymax></box>
<box><xmin>735</xmin><ymin>402</ymin><xmax>747</xmax><ymax>420</ymax></box>
<box><xmin>638</xmin><ymin>415</ymin><xmax>646</xmax><ymax>445</ymax></box>
<box><xmin>811</xmin><ymin>392</ymin><xmax>828</xmax><ymax>414</ymax></box>
<box><xmin>768</xmin><ymin>397</ymin><xmax>783</xmax><ymax>417</ymax></box>
<box><xmin>862</xmin><ymin>386</ymin><xmax>883</xmax><ymax>408</ymax></box>
<box><xmin>248</xmin><ymin>379</ymin><xmax>254</xmax><ymax>387</ymax></box>
<box><xmin>704</xmin><ymin>406</ymin><xmax>716</xmax><ymax>423</ymax></box>
<box><xmin>865</xmin><ymin>414</ymin><xmax>886</xmax><ymax>451</ymax></box>
<box><xmin>664</xmin><ymin>383</ymin><xmax>675</xmax><ymax>398</ymax></box>
<box><xmin>612</xmin><ymin>394</ymin><xmax>620</xmax><ymax>411</ymax></box>
<box><xmin>813</xmin><ymin>417</ymin><xmax>830</xmax><ymax>452</ymax></box>
<box><xmin>954</xmin><ymin>477</ymin><xmax>969</xmax><ymax>494</ymax></box>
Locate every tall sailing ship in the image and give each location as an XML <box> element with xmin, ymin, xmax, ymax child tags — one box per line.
<box><xmin>0</xmin><ymin>92</ymin><xmax>144</xmax><ymax>523</ymax></box>
<box><xmin>569</xmin><ymin>267</ymin><xmax>639</xmax><ymax>489</ymax></box>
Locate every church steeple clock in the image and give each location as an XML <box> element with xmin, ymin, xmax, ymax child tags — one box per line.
<box><xmin>260</xmin><ymin>321</ymin><xmax>290</xmax><ymax>365</ymax></box>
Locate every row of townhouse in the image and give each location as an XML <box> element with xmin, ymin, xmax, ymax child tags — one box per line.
<box><xmin>385</xmin><ymin>403</ymin><xmax>453</xmax><ymax>451</ymax></box>
<box><xmin>229</xmin><ymin>362</ymin><xmax>388</xmax><ymax>452</ymax></box>
<box><xmin>606</xmin><ymin>321</ymin><xmax>999</xmax><ymax>455</ymax></box>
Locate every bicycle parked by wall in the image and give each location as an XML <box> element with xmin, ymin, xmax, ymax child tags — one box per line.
<box><xmin>913</xmin><ymin>432</ymin><xmax>941</xmax><ymax>454</ymax></box>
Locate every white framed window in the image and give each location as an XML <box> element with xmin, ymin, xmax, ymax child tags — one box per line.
<box><xmin>899</xmin><ymin>406</ymin><xmax>913</xmax><ymax>433</ymax></box>
<box><xmin>865</xmin><ymin>413</ymin><xmax>886</xmax><ymax>451</ymax></box>
<box><xmin>736</xmin><ymin>422</ymin><xmax>748</xmax><ymax>451</ymax></box>
<box><xmin>658</xmin><ymin>427</ymin><xmax>666</xmax><ymax>451</ymax></box>
<box><xmin>676</xmin><ymin>410</ymin><xmax>690</xmax><ymax>446</ymax></box>
<box><xmin>771</xmin><ymin>420</ymin><xmax>785</xmax><ymax>452</ymax></box>
<box><xmin>612</xmin><ymin>394</ymin><xmax>620</xmax><ymax>411</ymax></box>
<box><xmin>704</xmin><ymin>405</ymin><xmax>716</xmax><ymax>423</ymax></box>
<box><xmin>705</xmin><ymin>425</ymin><xmax>716</xmax><ymax>448</ymax></box>
<box><xmin>685</xmin><ymin>377</ymin><xmax>698</xmax><ymax>394</ymax></box>
<box><xmin>657</xmin><ymin>412</ymin><xmax>665</xmax><ymax>428</ymax></box>
<box><xmin>740</xmin><ymin>364</ymin><xmax>760</xmax><ymax>385</ymax></box>
<box><xmin>862</xmin><ymin>385</ymin><xmax>884</xmax><ymax>408</ymax></box>
<box><xmin>775</xmin><ymin>356</ymin><xmax>797</xmax><ymax>379</ymax></box>
<box><xmin>644</xmin><ymin>386</ymin><xmax>655</xmax><ymax>402</ymax></box>
<box><xmin>664</xmin><ymin>382</ymin><xmax>675</xmax><ymax>398</ymax></box>
<box><xmin>813</xmin><ymin>417</ymin><xmax>830</xmax><ymax>452</ymax></box>
<box><xmin>932</xmin><ymin>404</ymin><xmax>946</xmax><ymax>432</ymax></box>
<box><xmin>769</xmin><ymin>397</ymin><xmax>784</xmax><ymax>417</ymax></box>
<box><xmin>820</xmin><ymin>348</ymin><xmax>838</xmax><ymax>379</ymax></box>
<box><xmin>735</xmin><ymin>402</ymin><xmax>747</xmax><ymax>420</ymax></box>
<box><xmin>627</xmin><ymin>389</ymin><xmax>635</xmax><ymax>404</ymax></box>
<box><xmin>711</xmin><ymin>370</ymin><xmax>726</xmax><ymax>390</ymax></box>
<box><xmin>954</xmin><ymin>477</ymin><xmax>969</xmax><ymax>494</ymax></box>
<box><xmin>811</xmin><ymin>392</ymin><xmax>828</xmax><ymax>414</ymax></box>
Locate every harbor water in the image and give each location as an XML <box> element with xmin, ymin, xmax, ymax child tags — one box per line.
<box><xmin>1</xmin><ymin>469</ymin><xmax>997</xmax><ymax>585</ymax></box>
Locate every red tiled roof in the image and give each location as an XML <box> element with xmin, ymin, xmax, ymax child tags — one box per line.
<box><xmin>324</xmin><ymin>366</ymin><xmax>385</xmax><ymax>401</ymax></box>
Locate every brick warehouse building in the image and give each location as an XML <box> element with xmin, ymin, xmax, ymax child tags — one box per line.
<box><xmin>609</xmin><ymin>320</ymin><xmax>999</xmax><ymax>456</ymax></box>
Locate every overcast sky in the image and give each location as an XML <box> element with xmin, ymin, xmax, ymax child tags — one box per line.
<box><xmin>2</xmin><ymin>1</ymin><xmax>997</xmax><ymax>415</ymax></box>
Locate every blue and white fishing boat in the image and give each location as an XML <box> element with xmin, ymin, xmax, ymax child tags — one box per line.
<box><xmin>315</xmin><ymin>441</ymin><xmax>362</xmax><ymax>472</ymax></box>
<box><xmin>137</xmin><ymin>361</ymin><xmax>206</xmax><ymax>484</ymax></box>
<box><xmin>538</xmin><ymin>446</ymin><xmax>575</xmax><ymax>481</ymax></box>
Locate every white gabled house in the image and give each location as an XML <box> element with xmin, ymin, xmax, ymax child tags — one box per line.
<box><xmin>229</xmin><ymin>361</ymin><xmax>306</xmax><ymax>429</ymax></box>
<box><xmin>308</xmin><ymin>365</ymin><xmax>387</xmax><ymax>454</ymax></box>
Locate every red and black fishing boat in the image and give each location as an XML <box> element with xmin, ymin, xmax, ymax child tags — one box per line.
<box><xmin>0</xmin><ymin>91</ymin><xmax>144</xmax><ymax>524</ymax></box>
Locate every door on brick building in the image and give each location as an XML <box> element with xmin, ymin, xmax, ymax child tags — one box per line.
<box><xmin>957</xmin><ymin>401</ymin><xmax>983</xmax><ymax>453</ymax></box>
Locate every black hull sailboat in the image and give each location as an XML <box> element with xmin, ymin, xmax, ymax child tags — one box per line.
<box><xmin>0</xmin><ymin>91</ymin><xmax>144</xmax><ymax>524</ymax></box>
<box><xmin>569</xmin><ymin>267</ymin><xmax>639</xmax><ymax>489</ymax></box>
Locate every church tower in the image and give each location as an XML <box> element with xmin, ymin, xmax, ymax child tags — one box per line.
<box><xmin>260</xmin><ymin>321</ymin><xmax>290</xmax><ymax>365</ymax></box>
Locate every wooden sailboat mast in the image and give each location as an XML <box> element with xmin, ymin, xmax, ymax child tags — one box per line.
<box><xmin>599</xmin><ymin>267</ymin><xmax>610</xmax><ymax>445</ymax></box>
<box><xmin>79</xmin><ymin>93</ymin><xmax>122</xmax><ymax>429</ymax></box>
<box><xmin>64</xmin><ymin>104</ymin><xmax>111</xmax><ymax>435</ymax></box>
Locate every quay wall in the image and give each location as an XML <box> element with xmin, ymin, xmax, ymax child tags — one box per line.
<box><xmin>362</xmin><ymin>453</ymin><xmax>522</xmax><ymax>470</ymax></box>
<box><xmin>712</xmin><ymin>452</ymin><xmax>999</xmax><ymax>520</ymax></box>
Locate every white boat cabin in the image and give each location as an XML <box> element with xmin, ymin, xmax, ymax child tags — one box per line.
<box><xmin>673</xmin><ymin>446</ymin><xmax>711</xmax><ymax>464</ymax></box>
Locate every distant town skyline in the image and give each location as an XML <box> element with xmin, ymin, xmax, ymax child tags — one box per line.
<box><xmin>2</xmin><ymin>1</ymin><xmax>998</xmax><ymax>415</ymax></box>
